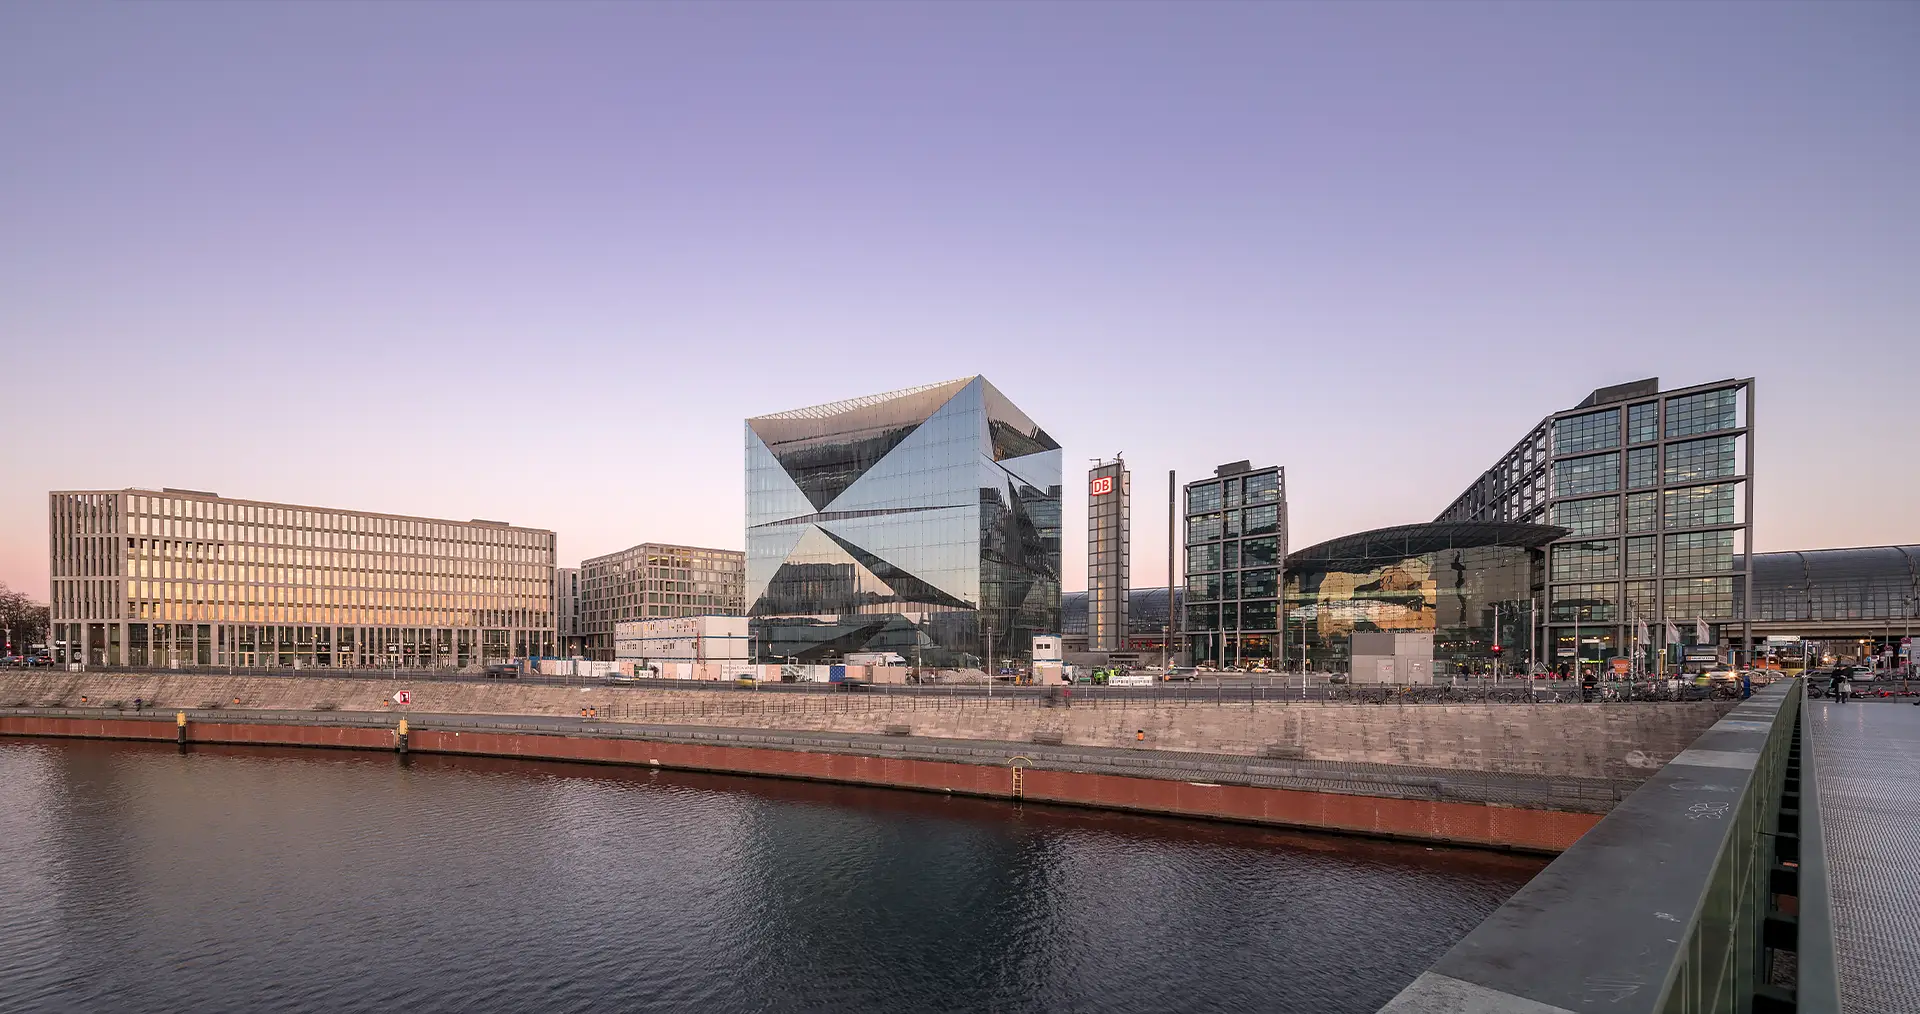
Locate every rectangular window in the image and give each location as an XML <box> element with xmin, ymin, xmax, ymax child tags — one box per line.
<box><xmin>1187</xmin><ymin>573</ymin><xmax>1218</xmax><ymax>602</ymax></box>
<box><xmin>1243</xmin><ymin>471</ymin><xmax>1280</xmax><ymax>504</ymax></box>
<box><xmin>1627</xmin><ymin>446</ymin><xmax>1658</xmax><ymax>489</ymax></box>
<box><xmin>1663</xmin><ymin>484</ymin><xmax>1737</xmax><ymax>530</ymax></box>
<box><xmin>1664</xmin><ymin>436</ymin><xmax>1739</xmax><ymax>485</ymax></box>
<box><xmin>1665</xmin><ymin>576</ymin><xmax>1734</xmax><ymax>618</ymax></box>
<box><xmin>1625</xmin><ymin>536</ymin><xmax>1656</xmax><ymax>577</ymax></box>
<box><xmin>1626</xmin><ymin>492</ymin><xmax>1658</xmax><ymax>533</ymax></box>
<box><xmin>1223</xmin><ymin>542</ymin><xmax>1240</xmax><ymax>569</ymax></box>
<box><xmin>1186</xmin><ymin>483</ymin><xmax>1222</xmax><ymax>514</ymax></box>
<box><xmin>1550</xmin><ymin>584</ymin><xmax>1616</xmax><ymax>622</ymax></box>
<box><xmin>1552</xmin><ymin>409</ymin><xmax>1620</xmax><ymax>456</ymax></box>
<box><xmin>1187</xmin><ymin>544</ymin><xmax>1220</xmax><ymax>574</ymax></box>
<box><xmin>1628</xmin><ymin>402</ymin><xmax>1659</xmax><ymax>444</ymax></box>
<box><xmin>1243</xmin><ymin>504</ymin><xmax>1279</xmax><ymax>535</ymax></box>
<box><xmin>1241</xmin><ymin>569</ymin><xmax>1278</xmax><ymax>598</ymax></box>
<box><xmin>1185</xmin><ymin>513</ymin><xmax>1221</xmax><ymax>544</ymax></box>
<box><xmin>1551</xmin><ymin>540</ymin><xmax>1620</xmax><ymax>582</ymax></box>
<box><xmin>1551</xmin><ymin>496</ymin><xmax>1619</xmax><ymax>536</ymax></box>
<box><xmin>1553</xmin><ymin>452</ymin><xmax>1620</xmax><ymax>496</ymax></box>
<box><xmin>1664</xmin><ymin>530</ymin><xmax>1735</xmax><ymax>574</ymax></box>
<box><xmin>1224</xmin><ymin>479</ymin><xmax>1243</xmax><ymax>509</ymax></box>
<box><xmin>1242</xmin><ymin>537</ymin><xmax>1280</xmax><ymax>567</ymax></box>
<box><xmin>1665</xmin><ymin>389</ymin><xmax>1739</xmax><ymax>438</ymax></box>
<box><xmin>1624</xmin><ymin>580</ymin><xmax>1656</xmax><ymax>620</ymax></box>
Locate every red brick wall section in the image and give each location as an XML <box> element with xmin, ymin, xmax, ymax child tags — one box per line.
<box><xmin>2</xmin><ymin>717</ymin><xmax>1599</xmax><ymax>853</ymax></box>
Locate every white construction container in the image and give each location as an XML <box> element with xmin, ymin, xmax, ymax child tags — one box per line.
<box><xmin>615</xmin><ymin>616</ymin><xmax>750</xmax><ymax>666</ymax></box>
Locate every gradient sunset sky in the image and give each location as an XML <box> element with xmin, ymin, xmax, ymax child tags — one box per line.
<box><xmin>2</xmin><ymin>2</ymin><xmax>1914</xmax><ymax>602</ymax></box>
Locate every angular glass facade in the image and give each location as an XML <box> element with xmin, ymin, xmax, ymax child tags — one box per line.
<box><xmin>745</xmin><ymin>377</ymin><xmax>1061</xmax><ymax>665</ymax></box>
<box><xmin>1282</xmin><ymin>523</ymin><xmax>1559</xmax><ymax>675</ymax></box>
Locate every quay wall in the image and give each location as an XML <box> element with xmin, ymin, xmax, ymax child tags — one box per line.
<box><xmin>0</xmin><ymin>672</ymin><xmax>1734</xmax><ymax>782</ymax></box>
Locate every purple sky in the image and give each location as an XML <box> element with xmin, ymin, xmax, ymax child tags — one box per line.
<box><xmin>2</xmin><ymin>2</ymin><xmax>1915</xmax><ymax>602</ymax></box>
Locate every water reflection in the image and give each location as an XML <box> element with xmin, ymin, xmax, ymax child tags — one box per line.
<box><xmin>0</xmin><ymin>740</ymin><xmax>1539</xmax><ymax>1013</ymax></box>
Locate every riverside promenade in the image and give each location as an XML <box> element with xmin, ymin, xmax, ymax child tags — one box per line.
<box><xmin>2</xmin><ymin>671</ymin><xmax>1741</xmax><ymax>853</ymax></box>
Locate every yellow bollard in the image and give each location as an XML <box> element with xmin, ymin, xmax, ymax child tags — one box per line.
<box><xmin>176</xmin><ymin>711</ymin><xmax>187</xmax><ymax>747</ymax></box>
<box><xmin>396</xmin><ymin>718</ymin><xmax>410</xmax><ymax>755</ymax></box>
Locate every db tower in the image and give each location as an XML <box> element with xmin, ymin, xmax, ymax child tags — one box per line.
<box><xmin>1088</xmin><ymin>457</ymin><xmax>1130</xmax><ymax>653</ymax></box>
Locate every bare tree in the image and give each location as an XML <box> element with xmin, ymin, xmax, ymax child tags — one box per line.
<box><xmin>0</xmin><ymin>583</ymin><xmax>50</xmax><ymax>652</ymax></box>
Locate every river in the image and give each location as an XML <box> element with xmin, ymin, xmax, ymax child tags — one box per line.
<box><xmin>0</xmin><ymin>738</ymin><xmax>1541</xmax><ymax>1013</ymax></box>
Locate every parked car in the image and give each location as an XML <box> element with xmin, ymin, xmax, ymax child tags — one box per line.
<box><xmin>1161</xmin><ymin>668</ymin><xmax>1200</xmax><ymax>682</ymax></box>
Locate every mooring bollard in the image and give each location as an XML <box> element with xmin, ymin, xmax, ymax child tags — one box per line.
<box><xmin>396</xmin><ymin>718</ymin><xmax>409</xmax><ymax>755</ymax></box>
<box><xmin>176</xmin><ymin>711</ymin><xmax>187</xmax><ymax>747</ymax></box>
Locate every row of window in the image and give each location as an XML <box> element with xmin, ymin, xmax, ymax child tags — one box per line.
<box><xmin>1186</xmin><ymin>535</ymin><xmax>1285</xmax><ymax>574</ymax></box>
<box><xmin>1185</xmin><ymin>503</ymin><xmax>1284</xmax><ymax>543</ymax></box>
<box><xmin>1552</xmin><ymin>485</ymin><xmax>1743</xmax><ymax>536</ymax></box>
<box><xmin>1550</xmin><ymin>389</ymin><xmax>1741</xmax><ymax>457</ymax></box>
<box><xmin>122</xmin><ymin>495</ymin><xmax>551</xmax><ymax>549</ymax></box>
<box><xmin>1548</xmin><ymin>577</ymin><xmax>1736</xmax><ymax>621</ymax></box>
<box><xmin>1550</xmin><ymin>530</ymin><xmax>1740</xmax><ymax>582</ymax></box>
<box><xmin>1552</xmin><ymin>436</ymin><xmax>1742</xmax><ymax>496</ymax></box>
<box><xmin>1185</xmin><ymin>470</ymin><xmax>1283</xmax><ymax>515</ymax></box>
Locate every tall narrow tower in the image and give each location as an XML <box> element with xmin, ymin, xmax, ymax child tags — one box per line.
<box><xmin>1088</xmin><ymin>457</ymin><xmax>1130</xmax><ymax>653</ymax></box>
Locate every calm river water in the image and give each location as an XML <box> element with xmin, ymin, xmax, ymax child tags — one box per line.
<box><xmin>0</xmin><ymin>738</ymin><xmax>1541</xmax><ymax>1014</ymax></box>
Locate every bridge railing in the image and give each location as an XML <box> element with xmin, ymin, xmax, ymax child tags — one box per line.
<box><xmin>1379</xmin><ymin>680</ymin><xmax>1837</xmax><ymax>1014</ymax></box>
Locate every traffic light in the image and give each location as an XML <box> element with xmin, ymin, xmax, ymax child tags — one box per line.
<box><xmin>1490</xmin><ymin>644</ymin><xmax>1503</xmax><ymax>656</ymax></box>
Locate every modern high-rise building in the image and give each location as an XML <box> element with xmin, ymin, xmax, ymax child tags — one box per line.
<box><xmin>552</xmin><ymin>566</ymin><xmax>583</xmax><ymax>656</ymax></box>
<box><xmin>1436</xmin><ymin>378</ymin><xmax>1754</xmax><ymax>672</ymax></box>
<box><xmin>578</xmin><ymin>543</ymin><xmax>745</xmax><ymax>659</ymax></box>
<box><xmin>1182</xmin><ymin>462</ymin><xmax>1288</xmax><ymax>668</ymax></box>
<box><xmin>745</xmin><ymin>376</ymin><xmax>1061</xmax><ymax>666</ymax></box>
<box><xmin>48</xmin><ymin>488</ymin><xmax>556</xmax><ymax>669</ymax></box>
<box><xmin>1086</xmin><ymin>457</ymin><xmax>1129</xmax><ymax>652</ymax></box>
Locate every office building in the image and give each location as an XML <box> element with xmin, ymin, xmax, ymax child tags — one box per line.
<box><xmin>579</xmin><ymin>543</ymin><xmax>745</xmax><ymax>659</ymax></box>
<box><xmin>553</xmin><ymin>567</ymin><xmax>583</xmax><ymax>656</ymax></box>
<box><xmin>1436</xmin><ymin>378</ymin><xmax>1754</xmax><ymax>671</ymax></box>
<box><xmin>48</xmin><ymin>488</ymin><xmax>555</xmax><ymax>669</ymax></box>
<box><xmin>1182</xmin><ymin>462</ymin><xmax>1287</xmax><ymax>668</ymax></box>
<box><xmin>1087</xmin><ymin>457</ymin><xmax>1129</xmax><ymax>652</ymax></box>
<box><xmin>746</xmin><ymin>376</ymin><xmax>1061</xmax><ymax>665</ymax></box>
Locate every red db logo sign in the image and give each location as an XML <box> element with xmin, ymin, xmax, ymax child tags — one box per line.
<box><xmin>1090</xmin><ymin>476</ymin><xmax>1114</xmax><ymax>496</ymax></box>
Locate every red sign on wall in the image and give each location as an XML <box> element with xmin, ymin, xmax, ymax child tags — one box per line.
<box><xmin>1090</xmin><ymin>476</ymin><xmax>1115</xmax><ymax>496</ymax></box>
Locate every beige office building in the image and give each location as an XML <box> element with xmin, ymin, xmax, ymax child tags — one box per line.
<box><xmin>580</xmin><ymin>543</ymin><xmax>745</xmax><ymax>659</ymax></box>
<box><xmin>49</xmin><ymin>488</ymin><xmax>556</xmax><ymax>669</ymax></box>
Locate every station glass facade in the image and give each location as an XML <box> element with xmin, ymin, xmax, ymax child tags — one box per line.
<box><xmin>1282</xmin><ymin>524</ymin><xmax>1558</xmax><ymax>674</ymax></box>
<box><xmin>745</xmin><ymin>377</ymin><xmax>1061</xmax><ymax>665</ymax></box>
<box><xmin>1436</xmin><ymin>378</ymin><xmax>1754</xmax><ymax>671</ymax></box>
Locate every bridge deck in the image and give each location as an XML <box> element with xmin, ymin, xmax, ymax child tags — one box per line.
<box><xmin>1810</xmin><ymin>699</ymin><xmax>1920</xmax><ymax>1014</ymax></box>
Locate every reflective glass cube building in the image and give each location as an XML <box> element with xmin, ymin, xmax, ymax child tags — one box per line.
<box><xmin>745</xmin><ymin>377</ymin><xmax>1062</xmax><ymax>665</ymax></box>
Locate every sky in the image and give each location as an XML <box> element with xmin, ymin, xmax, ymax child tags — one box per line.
<box><xmin>1</xmin><ymin>2</ymin><xmax>1915</xmax><ymax>603</ymax></box>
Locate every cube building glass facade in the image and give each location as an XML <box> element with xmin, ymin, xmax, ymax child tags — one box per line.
<box><xmin>745</xmin><ymin>376</ymin><xmax>1061</xmax><ymax>665</ymax></box>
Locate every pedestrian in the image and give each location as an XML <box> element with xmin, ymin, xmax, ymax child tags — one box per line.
<box><xmin>134</xmin><ymin>697</ymin><xmax>143</xmax><ymax>712</ymax></box>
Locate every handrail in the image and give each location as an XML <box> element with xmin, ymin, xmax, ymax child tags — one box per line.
<box><xmin>1378</xmin><ymin>681</ymin><xmax>1833</xmax><ymax>1013</ymax></box>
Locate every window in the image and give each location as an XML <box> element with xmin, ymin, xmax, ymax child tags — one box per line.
<box><xmin>1552</xmin><ymin>540</ymin><xmax>1619</xmax><ymax>581</ymax></box>
<box><xmin>1552</xmin><ymin>497</ymin><xmax>1618</xmax><ymax>536</ymax></box>
<box><xmin>1244</xmin><ymin>504</ymin><xmax>1279</xmax><ymax>535</ymax></box>
<box><xmin>1626</xmin><ymin>536</ymin><xmax>1657</xmax><ymax>577</ymax></box>
<box><xmin>1244</xmin><ymin>471</ymin><xmax>1280</xmax><ymax>504</ymax></box>
<box><xmin>1242</xmin><ymin>537</ymin><xmax>1280</xmax><ymax>567</ymax></box>
<box><xmin>1551</xmin><ymin>584</ymin><xmax>1616</xmax><ymax>622</ymax></box>
<box><xmin>1624</xmin><ymin>580</ymin><xmax>1656</xmax><ymax>620</ymax></box>
<box><xmin>1664</xmin><ymin>436</ymin><xmax>1739</xmax><ymax>484</ymax></box>
<box><xmin>1627</xmin><ymin>447</ymin><xmax>1658</xmax><ymax>489</ymax></box>
<box><xmin>1665</xmin><ymin>389</ymin><xmax>1738</xmax><ymax>438</ymax></box>
<box><xmin>1626</xmin><ymin>492</ymin><xmax>1658</xmax><ymax>533</ymax></box>
<box><xmin>1553</xmin><ymin>453</ymin><xmax>1620</xmax><ymax>496</ymax></box>
<box><xmin>1663</xmin><ymin>484</ymin><xmax>1737</xmax><ymax>530</ymax></box>
<box><xmin>1187</xmin><ymin>544</ymin><xmax>1220</xmax><ymax>574</ymax></box>
<box><xmin>1242</xmin><ymin>569</ymin><xmax>1278</xmax><ymax>598</ymax></box>
<box><xmin>1553</xmin><ymin>410</ymin><xmax>1619</xmax><ymax>456</ymax></box>
<box><xmin>1187</xmin><ymin>484</ymin><xmax>1222</xmax><ymax>514</ymax></box>
<box><xmin>1665</xmin><ymin>577</ymin><xmax>1734</xmax><ymax>618</ymax></box>
<box><xmin>1628</xmin><ymin>402</ymin><xmax>1659</xmax><ymax>444</ymax></box>
<box><xmin>1664</xmin><ymin>530</ymin><xmax>1735</xmax><ymax>574</ymax></box>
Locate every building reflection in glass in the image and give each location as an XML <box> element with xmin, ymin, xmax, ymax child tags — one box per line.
<box><xmin>745</xmin><ymin>377</ymin><xmax>1061</xmax><ymax>666</ymax></box>
<box><xmin>1283</xmin><ymin>523</ymin><xmax>1563</xmax><ymax>675</ymax></box>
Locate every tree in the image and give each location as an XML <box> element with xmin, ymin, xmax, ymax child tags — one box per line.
<box><xmin>0</xmin><ymin>583</ymin><xmax>50</xmax><ymax>652</ymax></box>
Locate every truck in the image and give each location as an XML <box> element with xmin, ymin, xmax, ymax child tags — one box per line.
<box><xmin>845</xmin><ymin>651</ymin><xmax>906</xmax><ymax>666</ymax></box>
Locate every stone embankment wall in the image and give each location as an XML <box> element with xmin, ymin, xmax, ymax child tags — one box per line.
<box><xmin>0</xmin><ymin>672</ymin><xmax>1733</xmax><ymax>782</ymax></box>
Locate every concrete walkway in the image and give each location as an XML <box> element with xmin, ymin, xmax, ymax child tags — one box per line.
<box><xmin>1808</xmin><ymin>700</ymin><xmax>1920</xmax><ymax>1014</ymax></box>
